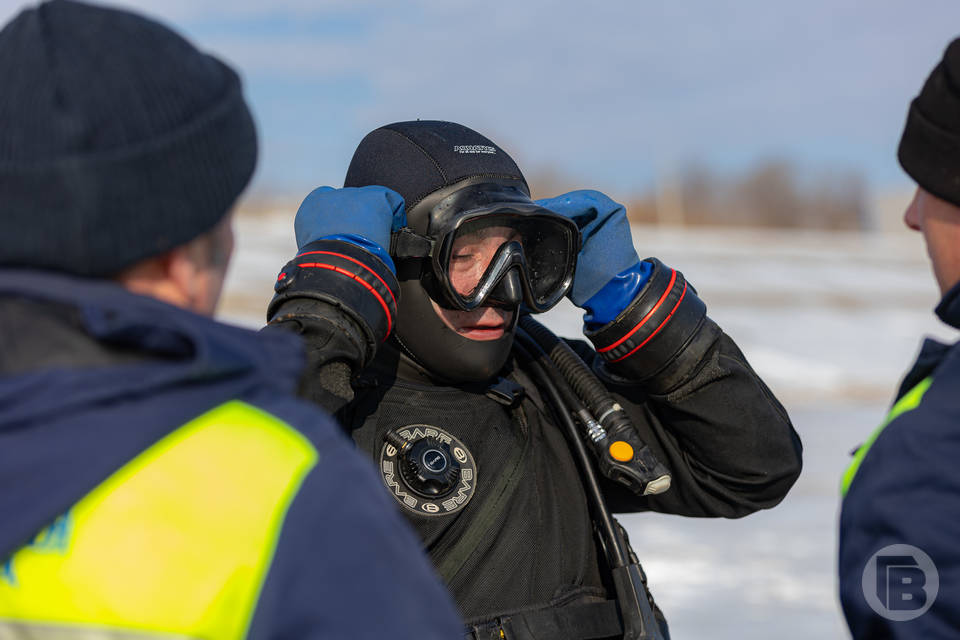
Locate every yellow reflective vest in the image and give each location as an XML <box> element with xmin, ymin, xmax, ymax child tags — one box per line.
<box><xmin>0</xmin><ymin>401</ymin><xmax>316</xmax><ymax>639</ymax></box>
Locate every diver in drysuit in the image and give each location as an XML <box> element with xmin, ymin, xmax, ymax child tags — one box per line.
<box><xmin>265</xmin><ymin>120</ymin><xmax>803</xmax><ymax>639</ymax></box>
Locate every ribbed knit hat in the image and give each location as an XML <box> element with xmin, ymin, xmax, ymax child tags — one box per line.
<box><xmin>898</xmin><ymin>37</ymin><xmax>960</xmax><ymax>207</ymax></box>
<box><xmin>0</xmin><ymin>0</ymin><xmax>257</xmax><ymax>276</ymax></box>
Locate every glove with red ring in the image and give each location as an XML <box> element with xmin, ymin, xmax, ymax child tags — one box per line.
<box><xmin>585</xmin><ymin>258</ymin><xmax>721</xmax><ymax>394</ymax></box>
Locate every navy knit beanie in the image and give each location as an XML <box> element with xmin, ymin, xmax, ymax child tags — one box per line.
<box><xmin>0</xmin><ymin>0</ymin><xmax>257</xmax><ymax>276</ymax></box>
<box><xmin>898</xmin><ymin>37</ymin><xmax>960</xmax><ymax>207</ymax></box>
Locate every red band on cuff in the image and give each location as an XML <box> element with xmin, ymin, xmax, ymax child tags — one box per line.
<box><xmin>296</xmin><ymin>249</ymin><xmax>398</xmax><ymax>309</ymax></box>
<box><xmin>597</xmin><ymin>268</ymin><xmax>677</xmax><ymax>354</ymax></box>
<box><xmin>607</xmin><ymin>281</ymin><xmax>688</xmax><ymax>364</ymax></box>
<box><xmin>296</xmin><ymin>262</ymin><xmax>393</xmax><ymax>339</ymax></box>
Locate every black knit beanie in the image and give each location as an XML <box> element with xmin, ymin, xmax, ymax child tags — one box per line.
<box><xmin>0</xmin><ymin>0</ymin><xmax>257</xmax><ymax>276</ymax></box>
<box><xmin>898</xmin><ymin>37</ymin><xmax>960</xmax><ymax>207</ymax></box>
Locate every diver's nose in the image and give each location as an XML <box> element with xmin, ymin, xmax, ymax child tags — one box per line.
<box><xmin>487</xmin><ymin>268</ymin><xmax>522</xmax><ymax>308</ymax></box>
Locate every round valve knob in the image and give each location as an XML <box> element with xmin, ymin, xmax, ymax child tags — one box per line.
<box><xmin>397</xmin><ymin>436</ymin><xmax>462</xmax><ymax>498</ymax></box>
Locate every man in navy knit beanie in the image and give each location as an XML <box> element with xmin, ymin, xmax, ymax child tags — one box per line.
<box><xmin>0</xmin><ymin>2</ymin><xmax>462</xmax><ymax>637</ymax></box>
<box><xmin>840</xmin><ymin>37</ymin><xmax>960</xmax><ymax>639</ymax></box>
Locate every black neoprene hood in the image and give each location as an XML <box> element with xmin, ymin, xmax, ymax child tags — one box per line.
<box><xmin>344</xmin><ymin>120</ymin><xmax>527</xmax><ymax>209</ymax></box>
<box><xmin>344</xmin><ymin>120</ymin><xmax>531</xmax><ymax>383</ymax></box>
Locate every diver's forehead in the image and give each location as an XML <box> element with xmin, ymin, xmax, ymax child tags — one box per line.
<box><xmin>455</xmin><ymin>224</ymin><xmax>518</xmax><ymax>240</ymax></box>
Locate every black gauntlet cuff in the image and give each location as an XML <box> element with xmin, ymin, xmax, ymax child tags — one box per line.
<box><xmin>585</xmin><ymin>258</ymin><xmax>721</xmax><ymax>393</ymax></box>
<box><xmin>267</xmin><ymin>239</ymin><xmax>400</xmax><ymax>363</ymax></box>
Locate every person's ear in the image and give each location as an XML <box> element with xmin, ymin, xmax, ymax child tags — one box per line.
<box><xmin>166</xmin><ymin>244</ymin><xmax>202</xmax><ymax>311</ymax></box>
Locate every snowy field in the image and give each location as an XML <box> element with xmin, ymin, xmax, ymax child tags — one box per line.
<box><xmin>220</xmin><ymin>213</ymin><xmax>957</xmax><ymax>639</ymax></box>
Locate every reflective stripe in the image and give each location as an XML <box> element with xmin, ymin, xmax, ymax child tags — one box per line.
<box><xmin>0</xmin><ymin>401</ymin><xmax>318</xmax><ymax>640</ymax></box>
<box><xmin>841</xmin><ymin>377</ymin><xmax>933</xmax><ymax>497</ymax></box>
<box><xmin>0</xmin><ymin>620</ymin><xmax>195</xmax><ymax>639</ymax></box>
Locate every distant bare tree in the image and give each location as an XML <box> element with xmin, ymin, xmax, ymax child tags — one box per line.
<box><xmin>676</xmin><ymin>158</ymin><xmax>866</xmax><ymax>229</ymax></box>
<box><xmin>476</xmin><ymin>159</ymin><xmax>866</xmax><ymax>230</ymax></box>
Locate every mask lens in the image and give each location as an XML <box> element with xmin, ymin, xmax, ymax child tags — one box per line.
<box><xmin>446</xmin><ymin>221</ymin><xmax>519</xmax><ymax>298</ymax></box>
<box><xmin>445</xmin><ymin>215</ymin><xmax>575</xmax><ymax>308</ymax></box>
<box><xmin>517</xmin><ymin>217</ymin><xmax>571</xmax><ymax>304</ymax></box>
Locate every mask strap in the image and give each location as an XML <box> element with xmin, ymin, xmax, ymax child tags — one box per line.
<box><xmin>390</xmin><ymin>228</ymin><xmax>434</xmax><ymax>258</ymax></box>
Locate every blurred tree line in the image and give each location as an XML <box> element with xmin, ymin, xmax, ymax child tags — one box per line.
<box><xmin>529</xmin><ymin>158</ymin><xmax>868</xmax><ymax>230</ymax></box>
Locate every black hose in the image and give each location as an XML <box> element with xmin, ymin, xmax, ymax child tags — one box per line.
<box><xmin>519</xmin><ymin>315</ymin><xmax>624</xmax><ymax>427</ymax></box>
<box><xmin>516</xmin><ymin>318</ymin><xmax>670</xmax><ymax>639</ymax></box>
<box><xmin>513</xmin><ymin>337</ymin><xmax>628</xmax><ymax>568</ymax></box>
<box><xmin>518</xmin><ymin>315</ymin><xmax>672</xmax><ymax>497</ymax></box>
<box><xmin>515</xmin><ymin>327</ymin><xmax>590</xmax><ymax>414</ymax></box>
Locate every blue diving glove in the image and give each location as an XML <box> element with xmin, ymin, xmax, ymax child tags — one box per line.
<box><xmin>536</xmin><ymin>190</ymin><xmax>651</xmax><ymax>329</ymax></box>
<box><xmin>294</xmin><ymin>186</ymin><xmax>406</xmax><ymax>274</ymax></box>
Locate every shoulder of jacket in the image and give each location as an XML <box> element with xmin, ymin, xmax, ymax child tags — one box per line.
<box><xmin>235</xmin><ymin>390</ymin><xmax>353</xmax><ymax>455</ymax></box>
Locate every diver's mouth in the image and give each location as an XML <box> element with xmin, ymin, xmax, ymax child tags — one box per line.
<box><xmin>429</xmin><ymin>299</ymin><xmax>514</xmax><ymax>341</ymax></box>
<box><xmin>455</xmin><ymin>322</ymin><xmax>507</xmax><ymax>341</ymax></box>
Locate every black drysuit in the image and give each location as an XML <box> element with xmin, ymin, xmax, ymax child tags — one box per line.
<box><xmin>266</xmin><ymin>247</ymin><xmax>803</xmax><ymax>638</ymax></box>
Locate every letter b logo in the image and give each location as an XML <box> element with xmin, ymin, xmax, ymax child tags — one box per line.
<box><xmin>863</xmin><ymin>545</ymin><xmax>938</xmax><ymax>621</ymax></box>
<box><xmin>876</xmin><ymin>555</ymin><xmax>926</xmax><ymax>610</ymax></box>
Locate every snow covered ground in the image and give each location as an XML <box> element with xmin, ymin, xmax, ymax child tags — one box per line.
<box><xmin>220</xmin><ymin>213</ymin><xmax>958</xmax><ymax>639</ymax></box>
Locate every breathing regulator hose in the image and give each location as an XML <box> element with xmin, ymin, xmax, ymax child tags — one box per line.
<box><xmin>518</xmin><ymin>315</ymin><xmax>671</xmax><ymax>497</ymax></box>
<box><xmin>512</xmin><ymin>336</ymin><xmax>626</xmax><ymax>566</ymax></box>
<box><xmin>513</xmin><ymin>332</ymin><xmax>669</xmax><ymax>640</ymax></box>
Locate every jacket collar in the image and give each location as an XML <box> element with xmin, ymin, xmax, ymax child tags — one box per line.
<box><xmin>0</xmin><ymin>269</ymin><xmax>305</xmax><ymax>424</ymax></box>
<box><xmin>935</xmin><ymin>279</ymin><xmax>960</xmax><ymax>329</ymax></box>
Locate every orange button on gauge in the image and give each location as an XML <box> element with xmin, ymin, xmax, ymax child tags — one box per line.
<box><xmin>608</xmin><ymin>440</ymin><xmax>634</xmax><ymax>462</ymax></box>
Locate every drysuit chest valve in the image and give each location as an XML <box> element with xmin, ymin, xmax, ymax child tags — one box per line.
<box><xmin>389</xmin><ymin>433</ymin><xmax>462</xmax><ymax>497</ymax></box>
<box><xmin>379</xmin><ymin>425</ymin><xmax>478</xmax><ymax>516</ymax></box>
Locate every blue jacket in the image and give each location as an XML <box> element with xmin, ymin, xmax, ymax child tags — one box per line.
<box><xmin>0</xmin><ymin>270</ymin><xmax>462</xmax><ymax>639</ymax></box>
<box><xmin>840</xmin><ymin>282</ymin><xmax>960</xmax><ymax>638</ymax></box>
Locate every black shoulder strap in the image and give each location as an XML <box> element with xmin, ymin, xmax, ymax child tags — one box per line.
<box><xmin>506</xmin><ymin>356</ymin><xmax>549</xmax><ymax>415</ymax></box>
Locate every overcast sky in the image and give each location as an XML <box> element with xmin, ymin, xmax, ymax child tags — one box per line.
<box><xmin>3</xmin><ymin>0</ymin><xmax>959</xmax><ymax>198</ymax></box>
